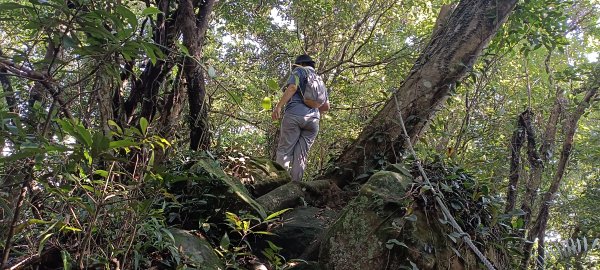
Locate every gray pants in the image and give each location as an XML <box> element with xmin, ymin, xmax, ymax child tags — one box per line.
<box><xmin>276</xmin><ymin>113</ymin><xmax>319</xmax><ymax>182</ymax></box>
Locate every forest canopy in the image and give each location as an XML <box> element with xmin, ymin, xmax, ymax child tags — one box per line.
<box><xmin>1</xmin><ymin>0</ymin><xmax>599</xmax><ymax>269</ymax></box>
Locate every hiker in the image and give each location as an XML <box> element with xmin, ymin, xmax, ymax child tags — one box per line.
<box><xmin>271</xmin><ymin>54</ymin><xmax>330</xmax><ymax>182</ymax></box>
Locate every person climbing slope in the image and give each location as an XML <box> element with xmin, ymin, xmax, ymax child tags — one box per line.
<box><xmin>271</xmin><ymin>54</ymin><xmax>330</xmax><ymax>181</ymax></box>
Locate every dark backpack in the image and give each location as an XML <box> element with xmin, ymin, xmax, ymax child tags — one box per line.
<box><xmin>297</xmin><ymin>67</ymin><xmax>327</xmax><ymax>109</ymax></box>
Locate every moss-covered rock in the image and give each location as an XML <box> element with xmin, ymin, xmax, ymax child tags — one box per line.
<box><xmin>318</xmin><ymin>165</ymin><xmax>509</xmax><ymax>270</ymax></box>
<box><xmin>245</xmin><ymin>157</ymin><xmax>291</xmax><ymax>197</ymax></box>
<box><xmin>256</xmin><ymin>180</ymin><xmax>337</xmax><ymax>212</ymax></box>
<box><xmin>319</xmin><ymin>170</ymin><xmax>413</xmax><ymax>270</ymax></box>
<box><xmin>169</xmin><ymin>228</ymin><xmax>225</xmax><ymax>270</ymax></box>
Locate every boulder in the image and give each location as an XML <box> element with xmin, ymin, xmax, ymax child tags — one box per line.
<box><xmin>318</xmin><ymin>170</ymin><xmax>413</xmax><ymax>270</ymax></box>
<box><xmin>256</xmin><ymin>180</ymin><xmax>338</xmax><ymax>212</ymax></box>
<box><xmin>318</xmin><ymin>166</ymin><xmax>509</xmax><ymax>270</ymax></box>
<box><xmin>245</xmin><ymin>157</ymin><xmax>291</xmax><ymax>197</ymax></box>
<box><xmin>169</xmin><ymin>228</ymin><xmax>225</xmax><ymax>270</ymax></box>
<box><xmin>266</xmin><ymin>207</ymin><xmax>338</xmax><ymax>260</ymax></box>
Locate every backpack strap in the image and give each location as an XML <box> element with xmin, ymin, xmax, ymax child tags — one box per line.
<box><xmin>294</xmin><ymin>66</ymin><xmax>309</xmax><ymax>98</ymax></box>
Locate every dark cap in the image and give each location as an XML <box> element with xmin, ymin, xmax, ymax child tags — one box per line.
<box><xmin>294</xmin><ymin>54</ymin><xmax>315</xmax><ymax>66</ymax></box>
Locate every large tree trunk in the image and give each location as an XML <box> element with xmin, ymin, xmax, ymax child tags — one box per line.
<box><xmin>179</xmin><ymin>0</ymin><xmax>215</xmax><ymax>151</ymax></box>
<box><xmin>323</xmin><ymin>0</ymin><xmax>518</xmax><ymax>186</ymax></box>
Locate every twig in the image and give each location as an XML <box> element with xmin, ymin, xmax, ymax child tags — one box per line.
<box><xmin>392</xmin><ymin>95</ymin><xmax>497</xmax><ymax>270</ymax></box>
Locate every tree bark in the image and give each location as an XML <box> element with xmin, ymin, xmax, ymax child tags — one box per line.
<box><xmin>520</xmin><ymin>109</ymin><xmax>543</xmax><ymax>230</ymax></box>
<box><xmin>123</xmin><ymin>0</ymin><xmax>177</xmax><ymax>124</ymax></box>
<box><xmin>519</xmin><ymin>55</ymin><xmax>564</xmax><ymax>231</ymax></box>
<box><xmin>96</xmin><ymin>70</ymin><xmax>115</xmax><ymax>136</ymax></box>
<box><xmin>521</xmin><ymin>66</ymin><xmax>599</xmax><ymax>268</ymax></box>
<box><xmin>504</xmin><ymin>110</ymin><xmax>528</xmax><ymax>214</ymax></box>
<box><xmin>323</xmin><ymin>0</ymin><xmax>519</xmax><ymax>186</ymax></box>
<box><xmin>179</xmin><ymin>0</ymin><xmax>215</xmax><ymax>151</ymax></box>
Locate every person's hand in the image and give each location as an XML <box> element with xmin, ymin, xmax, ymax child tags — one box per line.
<box><xmin>271</xmin><ymin>106</ymin><xmax>281</xmax><ymax>121</ymax></box>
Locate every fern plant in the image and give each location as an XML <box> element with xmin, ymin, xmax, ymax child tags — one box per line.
<box><xmin>543</xmin><ymin>236</ymin><xmax>600</xmax><ymax>267</ymax></box>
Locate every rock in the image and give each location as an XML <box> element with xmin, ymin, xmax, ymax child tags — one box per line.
<box><xmin>256</xmin><ymin>180</ymin><xmax>335</xmax><ymax>212</ymax></box>
<box><xmin>318</xmin><ymin>166</ymin><xmax>509</xmax><ymax>270</ymax></box>
<box><xmin>319</xmin><ymin>170</ymin><xmax>413</xmax><ymax>270</ymax></box>
<box><xmin>169</xmin><ymin>228</ymin><xmax>224</xmax><ymax>270</ymax></box>
<box><xmin>245</xmin><ymin>157</ymin><xmax>291</xmax><ymax>197</ymax></box>
<box><xmin>257</xmin><ymin>182</ymin><xmax>306</xmax><ymax>212</ymax></box>
<box><xmin>265</xmin><ymin>207</ymin><xmax>338</xmax><ymax>260</ymax></box>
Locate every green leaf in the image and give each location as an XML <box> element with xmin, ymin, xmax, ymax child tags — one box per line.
<box><xmin>253</xmin><ymin>231</ymin><xmax>276</xmax><ymax>236</ymax></box>
<box><xmin>75</xmin><ymin>124</ymin><xmax>92</xmax><ymax>147</ymax></box>
<box><xmin>148</xmin><ymin>151</ymin><xmax>155</xmax><ymax>167</ymax></box>
<box><xmin>0</xmin><ymin>148</ymin><xmax>45</xmax><ymax>162</ymax></box>
<box><xmin>115</xmin><ymin>5</ymin><xmax>138</xmax><ymax>28</ymax></box>
<box><xmin>91</xmin><ymin>131</ymin><xmax>110</xmax><ymax>157</ymax></box>
<box><xmin>410</xmin><ymin>261</ymin><xmax>418</xmax><ymax>270</ymax></box>
<box><xmin>61</xmin><ymin>250</ymin><xmax>71</xmax><ymax>270</ymax></box>
<box><xmin>450</xmin><ymin>246</ymin><xmax>462</xmax><ymax>258</ymax></box>
<box><xmin>512</xmin><ymin>217</ymin><xmax>524</xmax><ymax>229</ymax></box>
<box><xmin>264</xmin><ymin>208</ymin><xmax>291</xmax><ymax>222</ymax></box>
<box><xmin>193</xmin><ymin>159</ymin><xmax>267</xmax><ymax>218</ymax></box>
<box><xmin>139</xmin><ymin>117</ymin><xmax>148</xmax><ymax>136</ymax></box>
<box><xmin>108</xmin><ymin>120</ymin><xmax>123</xmax><ymax>134</ymax></box>
<box><xmin>385</xmin><ymin>239</ymin><xmax>408</xmax><ymax>249</ymax></box>
<box><xmin>142</xmin><ymin>7</ymin><xmax>161</xmax><ymax>16</ymax></box>
<box><xmin>62</xmin><ymin>35</ymin><xmax>78</xmax><ymax>49</ymax></box>
<box><xmin>0</xmin><ymin>3</ymin><xmax>33</xmax><ymax>10</ymax></box>
<box><xmin>386</xmin><ymin>163</ymin><xmax>411</xmax><ymax>177</ymax></box>
<box><xmin>60</xmin><ymin>225</ymin><xmax>82</xmax><ymax>232</ymax></box>
<box><xmin>81</xmin><ymin>185</ymin><xmax>95</xmax><ymax>193</ymax></box>
<box><xmin>83</xmin><ymin>150</ymin><xmax>92</xmax><ymax>165</ymax></box>
<box><xmin>220</xmin><ymin>233</ymin><xmax>230</xmax><ymax>250</ymax></box>
<box><xmin>80</xmin><ymin>26</ymin><xmax>114</xmax><ymax>40</ymax></box>
<box><xmin>94</xmin><ymin>170</ymin><xmax>109</xmax><ymax>178</ymax></box>
<box><xmin>448</xmin><ymin>232</ymin><xmax>461</xmax><ymax>243</ymax></box>
<box><xmin>109</xmin><ymin>140</ymin><xmax>139</xmax><ymax>149</ymax></box>
<box><xmin>37</xmin><ymin>233</ymin><xmax>54</xmax><ymax>255</ymax></box>
<box><xmin>267</xmin><ymin>79</ymin><xmax>279</xmax><ymax>90</ymax></box>
<box><xmin>177</xmin><ymin>42</ymin><xmax>190</xmax><ymax>56</ymax></box>
<box><xmin>266</xmin><ymin>240</ymin><xmax>282</xmax><ymax>251</ymax></box>
<box><xmin>142</xmin><ymin>43</ymin><xmax>157</xmax><ymax>65</ymax></box>
<box><xmin>141</xmin><ymin>42</ymin><xmax>164</xmax><ymax>65</ymax></box>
